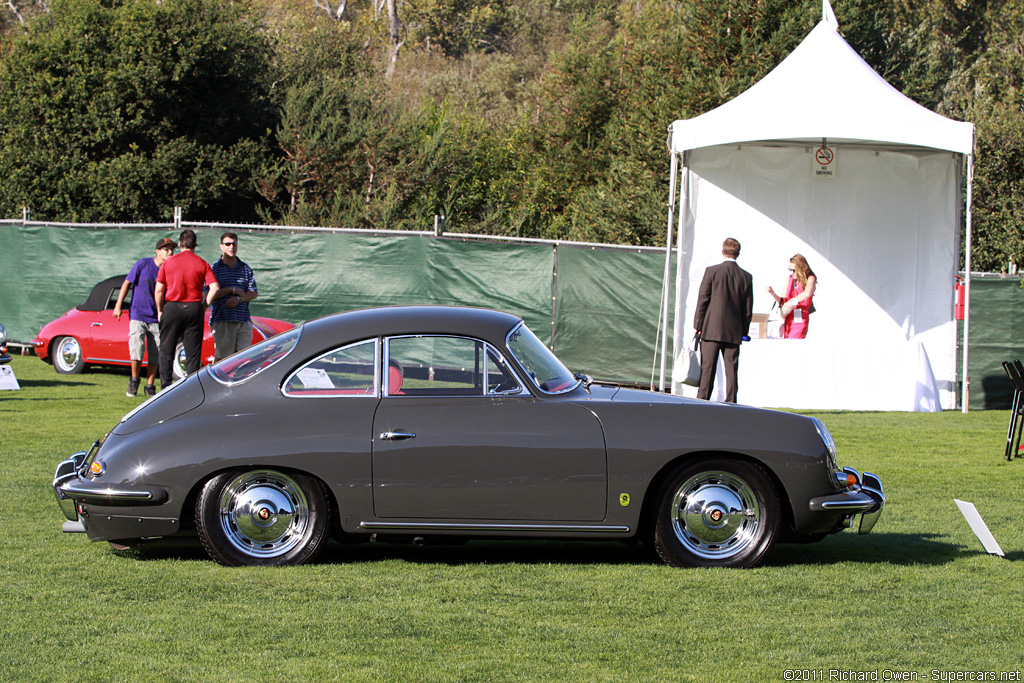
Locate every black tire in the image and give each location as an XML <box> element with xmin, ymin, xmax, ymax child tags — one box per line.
<box><xmin>196</xmin><ymin>469</ymin><xmax>331</xmax><ymax>567</ymax></box>
<box><xmin>52</xmin><ymin>336</ymin><xmax>86</xmax><ymax>374</ymax></box>
<box><xmin>653</xmin><ymin>458</ymin><xmax>780</xmax><ymax>569</ymax></box>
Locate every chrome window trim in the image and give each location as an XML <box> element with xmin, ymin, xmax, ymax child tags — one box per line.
<box><xmin>383</xmin><ymin>334</ymin><xmax>529</xmax><ymax>398</ymax></box>
<box><xmin>485</xmin><ymin>345</ymin><xmax>529</xmax><ymax>396</ymax></box>
<box><xmin>505</xmin><ymin>322</ymin><xmax>581</xmax><ymax>395</ymax></box>
<box><xmin>281</xmin><ymin>338</ymin><xmax>380</xmax><ymax>399</ymax></box>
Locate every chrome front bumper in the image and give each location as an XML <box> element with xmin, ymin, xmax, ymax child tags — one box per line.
<box><xmin>808</xmin><ymin>467</ymin><xmax>885</xmax><ymax>534</ymax></box>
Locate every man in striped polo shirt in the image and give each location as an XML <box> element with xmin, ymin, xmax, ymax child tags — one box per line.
<box><xmin>208</xmin><ymin>231</ymin><xmax>259</xmax><ymax>361</ymax></box>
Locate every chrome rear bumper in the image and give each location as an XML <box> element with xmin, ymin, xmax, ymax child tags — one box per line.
<box><xmin>53</xmin><ymin>451</ymin><xmax>88</xmax><ymax>522</ymax></box>
<box><xmin>53</xmin><ymin>445</ymin><xmax>167</xmax><ymax>532</ymax></box>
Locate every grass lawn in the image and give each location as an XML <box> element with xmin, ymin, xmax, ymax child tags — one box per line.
<box><xmin>1</xmin><ymin>354</ymin><xmax>1022</xmax><ymax>682</ymax></box>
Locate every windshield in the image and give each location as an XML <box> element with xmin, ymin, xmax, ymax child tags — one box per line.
<box><xmin>210</xmin><ymin>327</ymin><xmax>300</xmax><ymax>385</ymax></box>
<box><xmin>506</xmin><ymin>323</ymin><xmax>578</xmax><ymax>394</ymax></box>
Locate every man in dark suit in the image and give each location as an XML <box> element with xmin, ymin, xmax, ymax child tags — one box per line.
<box><xmin>693</xmin><ymin>237</ymin><xmax>753</xmax><ymax>403</ymax></box>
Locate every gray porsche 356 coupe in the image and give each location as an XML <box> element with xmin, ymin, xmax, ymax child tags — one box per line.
<box><xmin>54</xmin><ymin>306</ymin><xmax>884</xmax><ymax>568</ymax></box>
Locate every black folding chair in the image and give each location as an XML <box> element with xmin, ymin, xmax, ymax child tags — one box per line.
<box><xmin>1001</xmin><ymin>360</ymin><xmax>1024</xmax><ymax>461</ymax></box>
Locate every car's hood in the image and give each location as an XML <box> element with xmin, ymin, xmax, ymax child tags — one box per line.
<box><xmin>578</xmin><ymin>384</ymin><xmax>705</xmax><ymax>406</ymax></box>
<box><xmin>606</xmin><ymin>385</ymin><xmax>704</xmax><ymax>405</ymax></box>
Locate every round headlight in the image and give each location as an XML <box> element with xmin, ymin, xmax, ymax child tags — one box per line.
<box><xmin>811</xmin><ymin>416</ymin><xmax>839</xmax><ymax>468</ymax></box>
<box><xmin>0</xmin><ymin>323</ymin><xmax>7</xmax><ymax>345</ymax></box>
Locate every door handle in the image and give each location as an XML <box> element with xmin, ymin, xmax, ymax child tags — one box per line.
<box><xmin>380</xmin><ymin>431</ymin><xmax>416</xmax><ymax>441</ymax></box>
<box><xmin>91</xmin><ymin>322</ymin><xmax>102</xmax><ymax>326</ymax></box>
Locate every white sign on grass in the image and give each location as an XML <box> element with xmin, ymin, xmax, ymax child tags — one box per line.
<box><xmin>0</xmin><ymin>364</ymin><xmax>20</xmax><ymax>391</ymax></box>
<box><xmin>954</xmin><ymin>499</ymin><xmax>1004</xmax><ymax>557</ymax></box>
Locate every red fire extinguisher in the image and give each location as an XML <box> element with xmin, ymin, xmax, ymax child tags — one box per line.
<box><xmin>955</xmin><ymin>276</ymin><xmax>966</xmax><ymax>321</ymax></box>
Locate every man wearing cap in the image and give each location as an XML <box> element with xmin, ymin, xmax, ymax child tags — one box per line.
<box><xmin>155</xmin><ymin>229</ymin><xmax>220</xmax><ymax>388</ymax></box>
<box><xmin>113</xmin><ymin>237</ymin><xmax>176</xmax><ymax>397</ymax></box>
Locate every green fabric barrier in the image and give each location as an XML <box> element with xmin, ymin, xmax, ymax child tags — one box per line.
<box><xmin>241</xmin><ymin>231</ymin><xmax>555</xmax><ymax>340</ymax></box>
<box><xmin>962</xmin><ymin>276</ymin><xmax>1024</xmax><ymax>410</ymax></box>
<box><xmin>553</xmin><ymin>245</ymin><xmax>669</xmax><ymax>384</ymax></box>
<box><xmin>0</xmin><ymin>224</ymin><xmax>661</xmax><ymax>385</ymax></box>
<box><xmin>0</xmin><ymin>224</ymin><xmax>177</xmax><ymax>340</ymax></box>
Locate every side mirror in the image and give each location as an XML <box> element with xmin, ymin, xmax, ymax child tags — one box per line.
<box><xmin>574</xmin><ymin>372</ymin><xmax>593</xmax><ymax>388</ymax></box>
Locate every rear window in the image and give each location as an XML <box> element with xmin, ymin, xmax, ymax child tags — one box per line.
<box><xmin>210</xmin><ymin>327</ymin><xmax>300</xmax><ymax>385</ymax></box>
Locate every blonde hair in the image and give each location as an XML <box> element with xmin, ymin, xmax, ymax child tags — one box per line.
<box><xmin>790</xmin><ymin>254</ymin><xmax>815</xmax><ymax>287</ymax></box>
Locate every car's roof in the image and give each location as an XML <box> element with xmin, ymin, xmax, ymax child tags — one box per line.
<box><xmin>297</xmin><ymin>306</ymin><xmax>525</xmax><ymax>349</ymax></box>
<box><xmin>78</xmin><ymin>275</ymin><xmax>127</xmax><ymax>312</ymax></box>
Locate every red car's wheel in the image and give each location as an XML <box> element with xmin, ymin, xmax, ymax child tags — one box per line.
<box><xmin>52</xmin><ymin>336</ymin><xmax>85</xmax><ymax>374</ymax></box>
<box><xmin>173</xmin><ymin>342</ymin><xmax>188</xmax><ymax>381</ymax></box>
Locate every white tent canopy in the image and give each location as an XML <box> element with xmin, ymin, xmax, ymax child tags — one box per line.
<box><xmin>659</xmin><ymin>8</ymin><xmax>975</xmax><ymax>411</ymax></box>
<box><xmin>668</xmin><ymin>21</ymin><xmax>974</xmax><ymax>156</ymax></box>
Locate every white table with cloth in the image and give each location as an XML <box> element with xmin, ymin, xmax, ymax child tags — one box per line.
<box><xmin>677</xmin><ymin>337</ymin><xmax>941</xmax><ymax>412</ymax></box>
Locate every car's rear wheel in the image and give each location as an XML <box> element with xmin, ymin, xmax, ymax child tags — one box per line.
<box><xmin>196</xmin><ymin>469</ymin><xmax>331</xmax><ymax>567</ymax></box>
<box><xmin>52</xmin><ymin>336</ymin><xmax>85</xmax><ymax>374</ymax></box>
<box><xmin>653</xmin><ymin>459</ymin><xmax>780</xmax><ymax>569</ymax></box>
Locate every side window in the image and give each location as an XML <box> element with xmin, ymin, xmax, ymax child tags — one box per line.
<box><xmin>107</xmin><ymin>288</ymin><xmax>128</xmax><ymax>309</ymax></box>
<box><xmin>387</xmin><ymin>336</ymin><xmax>493</xmax><ymax>396</ymax></box>
<box><xmin>283</xmin><ymin>339</ymin><xmax>377</xmax><ymax>397</ymax></box>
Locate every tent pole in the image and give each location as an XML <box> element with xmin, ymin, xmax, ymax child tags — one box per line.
<box><xmin>671</xmin><ymin>151</ymin><xmax>690</xmax><ymax>395</ymax></box>
<box><xmin>962</xmin><ymin>152</ymin><xmax>974</xmax><ymax>414</ymax></box>
<box><xmin>658</xmin><ymin>152</ymin><xmax>680</xmax><ymax>391</ymax></box>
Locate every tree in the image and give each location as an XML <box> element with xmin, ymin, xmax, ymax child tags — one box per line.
<box><xmin>0</xmin><ymin>0</ymin><xmax>276</xmax><ymax>222</ymax></box>
<box><xmin>2</xmin><ymin>0</ymin><xmax>49</xmax><ymax>32</ymax></box>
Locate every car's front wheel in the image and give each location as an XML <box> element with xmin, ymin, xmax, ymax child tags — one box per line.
<box><xmin>196</xmin><ymin>469</ymin><xmax>331</xmax><ymax>567</ymax></box>
<box><xmin>653</xmin><ymin>459</ymin><xmax>780</xmax><ymax>569</ymax></box>
<box><xmin>52</xmin><ymin>336</ymin><xmax>85</xmax><ymax>374</ymax></box>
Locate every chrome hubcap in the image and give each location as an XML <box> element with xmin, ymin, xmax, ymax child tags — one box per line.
<box><xmin>57</xmin><ymin>338</ymin><xmax>81</xmax><ymax>370</ymax></box>
<box><xmin>219</xmin><ymin>470</ymin><xmax>310</xmax><ymax>558</ymax></box>
<box><xmin>672</xmin><ymin>471</ymin><xmax>760</xmax><ymax>560</ymax></box>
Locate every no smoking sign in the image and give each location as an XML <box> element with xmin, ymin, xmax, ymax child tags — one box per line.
<box><xmin>813</xmin><ymin>145</ymin><xmax>836</xmax><ymax>178</ymax></box>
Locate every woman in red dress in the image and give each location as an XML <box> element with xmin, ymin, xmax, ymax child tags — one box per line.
<box><xmin>767</xmin><ymin>254</ymin><xmax>816</xmax><ymax>339</ymax></box>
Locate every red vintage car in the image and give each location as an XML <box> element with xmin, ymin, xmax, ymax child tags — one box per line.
<box><xmin>33</xmin><ymin>275</ymin><xmax>295</xmax><ymax>379</ymax></box>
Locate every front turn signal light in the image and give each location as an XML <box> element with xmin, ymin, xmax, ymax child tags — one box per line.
<box><xmin>89</xmin><ymin>461</ymin><xmax>105</xmax><ymax>476</ymax></box>
<box><xmin>834</xmin><ymin>472</ymin><xmax>857</xmax><ymax>489</ymax></box>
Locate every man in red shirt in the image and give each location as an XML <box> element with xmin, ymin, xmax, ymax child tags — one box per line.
<box><xmin>155</xmin><ymin>229</ymin><xmax>220</xmax><ymax>388</ymax></box>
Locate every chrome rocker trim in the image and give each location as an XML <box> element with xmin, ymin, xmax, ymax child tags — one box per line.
<box><xmin>808</xmin><ymin>467</ymin><xmax>885</xmax><ymax>535</ymax></box>
<box><xmin>361</xmin><ymin>521</ymin><xmax>631</xmax><ymax>533</ymax></box>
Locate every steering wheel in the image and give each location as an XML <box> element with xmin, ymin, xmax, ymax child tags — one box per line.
<box><xmin>489</xmin><ymin>380</ymin><xmax>518</xmax><ymax>395</ymax></box>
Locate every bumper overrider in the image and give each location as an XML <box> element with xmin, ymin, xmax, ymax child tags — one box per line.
<box><xmin>809</xmin><ymin>467</ymin><xmax>885</xmax><ymax>534</ymax></box>
<box><xmin>53</xmin><ymin>446</ymin><xmax>168</xmax><ymax>535</ymax></box>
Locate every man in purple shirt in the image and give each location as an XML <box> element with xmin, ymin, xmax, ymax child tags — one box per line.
<box><xmin>113</xmin><ymin>237</ymin><xmax>175</xmax><ymax>396</ymax></box>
